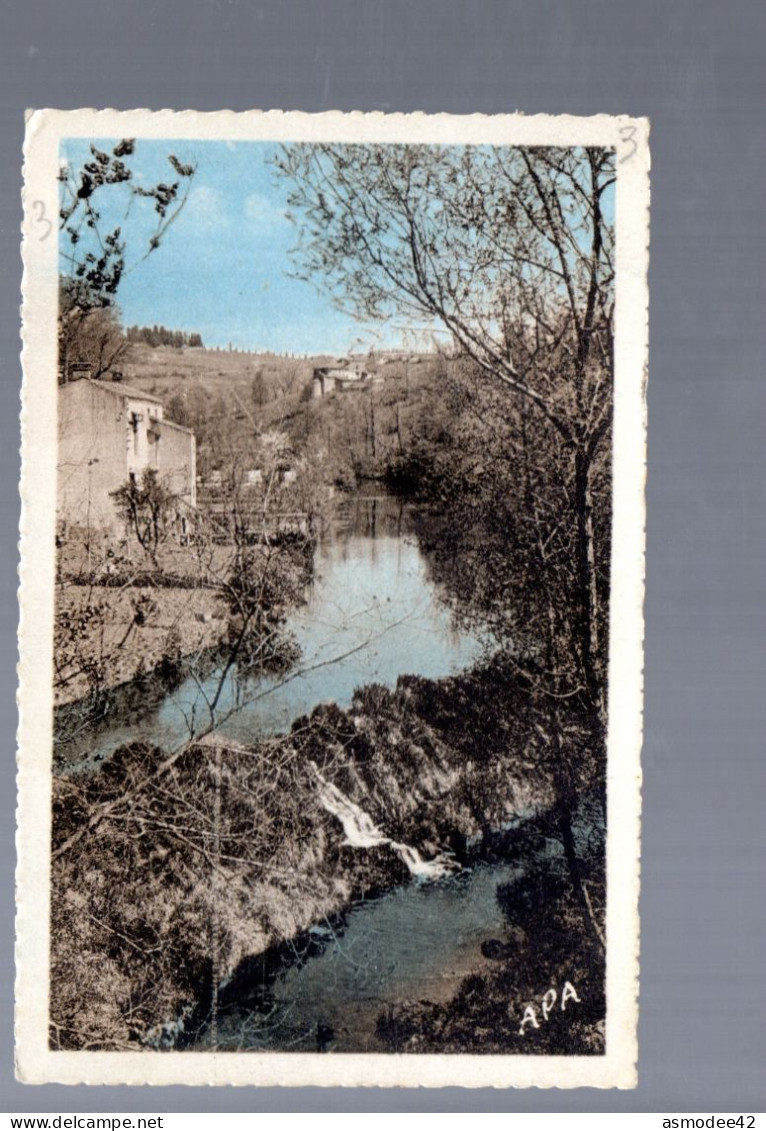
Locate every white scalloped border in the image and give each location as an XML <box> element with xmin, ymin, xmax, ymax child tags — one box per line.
<box><xmin>17</xmin><ymin>108</ymin><xmax>648</xmax><ymax>1089</ymax></box>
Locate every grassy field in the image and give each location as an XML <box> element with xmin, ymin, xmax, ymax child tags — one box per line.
<box><xmin>120</xmin><ymin>343</ymin><xmax>327</xmax><ymax>401</ymax></box>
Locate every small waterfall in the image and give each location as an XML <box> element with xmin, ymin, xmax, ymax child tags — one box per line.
<box><xmin>313</xmin><ymin>772</ymin><xmax>388</xmax><ymax>849</ymax></box>
<box><xmin>391</xmin><ymin>841</ymin><xmax>456</xmax><ymax>881</ymax></box>
<box><xmin>312</xmin><ymin>764</ymin><xmax>457</xmax><ymax>881</ymax></box>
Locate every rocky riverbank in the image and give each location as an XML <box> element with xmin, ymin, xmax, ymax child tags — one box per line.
<box><xmin>50</xmin><ymin>659</ymin><xmax>604</xmax><ymax>1053</ymax></box>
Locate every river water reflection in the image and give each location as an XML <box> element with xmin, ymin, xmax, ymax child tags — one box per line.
<box><xmin>59</xmin><ymin>494</ymin><xmax>487</xmax><ymax>767</ymax></box>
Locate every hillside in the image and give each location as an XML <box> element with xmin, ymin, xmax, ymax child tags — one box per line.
<box><xmin>120</xmin><ymin>342</ymin><xmax>437</xmax><ymax>401</ymax></box>
<box><xmin>117</xmin><ymin>343</ymin><xmax>448</xmax><ymax>486</ymax></box>
<box><xmin>120</xmin><ymin>342</ymin><xmax>324</xmax><ymax>402</ymax></box>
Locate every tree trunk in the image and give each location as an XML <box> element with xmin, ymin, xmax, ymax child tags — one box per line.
<box><xmin>558</xmin><ymin>802</ymin><xmax>582</xmax><ymax>888</ymax></box>
<box><xmin>573</xmin><ymin>448</ymin><xmax>601</xmax><ymax>716</ymax></box>
<box><xmin>549</xmin><ymin>707</ymin><xmax>578</xmax><ymax>874</ymax></box>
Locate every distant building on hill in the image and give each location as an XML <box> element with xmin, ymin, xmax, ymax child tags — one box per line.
<box><xmin>57</xmin><ymin>371</ymin><xmax>196</xmax><ymax>535</ymax></box>
<box><xmin>312</xmin><ymin>361</ymin><xmax>373</xmax><ymax>398</ymax></box>
<box><xmin>371</xmin><ymin>349</ymin><xmax>414</xmax><ymax>361</ymax></box>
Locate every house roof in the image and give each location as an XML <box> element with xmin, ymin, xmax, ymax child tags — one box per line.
<box><xmin>68</xmin><ymin>381</ymin><xmax>195</xmax><ymax>433</ymax></box>
<box><xmin>95</xmin><ymin>379</ymin><xmax>166</xmax><ymax>404</ymax></box>
<box><xmin>160</xmin><ymin>417</ymin><xmax>194</xmax><ymax>436</ymax></box>
<box><xmin>62</xmin><ymin>378</ymin><xmax>165</xmax><ymax>405</ymax></box>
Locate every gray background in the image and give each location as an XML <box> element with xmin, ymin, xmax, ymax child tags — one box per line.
<box><xmin>1</xmin><ymin>0</ymin><xmax>764</xmax><ymax>1113</ymax></box>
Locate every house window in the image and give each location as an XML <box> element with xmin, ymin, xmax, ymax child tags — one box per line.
<box><xmin>130</xmin><ymin>411</ymin><xmax>143</xmax><ymax>457</ymax></box>
<box><xmin>147</xmin><ymin>426</ymin><xmax>160</xmax><ymax>468</ymax></box>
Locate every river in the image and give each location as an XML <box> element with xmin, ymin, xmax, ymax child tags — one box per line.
<box><xmin>55</xmin><ymin>493</ymin><xmax>487</xmax><ymax>769</ymax></box>
<box><xmin>57</xmin><ymin>493</ymin><xmax>578</xmax><ymax>1054</ymax></box>
<box><xmin>209</xmin><ymin>856</ymin><xmax>528</xmax><ymax>1053</ymax></box>
<box><xmin>198</xmin><ymin>790</ymin><xmax>603</xmax><ymax>1054</ymax></box>
<box><xmin>55</xmin><ymin>493</ymin><xmax>604</xmax><ymax>1055</ymax></box>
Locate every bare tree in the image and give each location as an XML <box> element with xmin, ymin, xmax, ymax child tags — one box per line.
<box><xmin>110</xmin><ymin>470</ymin><xmax>175</xmax><ymax>568</ymax></box>
<box><xmin>275</xmin><ymin>143</ymin><xmax>615</xmax><ymax>717</ymax></box>
<box><xmin>275</xmin><ymin>145</ymin><xmax>615</xmax><ymax>948</ymax></box>
<box><xmin>58</xmin><ymin>139</ymin><xmax>196</xmax><ymax>382</ymax></box>
<box><xmin>58</xmin><ymin>286</ymin><xmax>128</xmax><ymax>382</ymax></box>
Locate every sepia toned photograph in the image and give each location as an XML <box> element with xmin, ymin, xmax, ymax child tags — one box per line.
<box><xmin>17</xmin><ymin>110</ymin><xmax>647</xmax><ymax>1088</ymax></box>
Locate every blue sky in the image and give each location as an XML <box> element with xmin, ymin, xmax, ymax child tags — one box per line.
<box><xmin>60</xmin><ymin>139</ymin><xmax>614</xmax><ymax>357</ymax></box>
<box><xmin>60</xmin><ymin>139</ymin><xmax>417</xmax><ymax>355</ymax></box>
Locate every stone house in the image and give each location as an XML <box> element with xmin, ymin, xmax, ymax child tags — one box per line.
<box><xmin>57</xmin><ymin>376</ymin><xmax>196</xmax><ymax>536</ymax></box>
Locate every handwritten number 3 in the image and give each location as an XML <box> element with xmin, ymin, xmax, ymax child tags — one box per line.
<box><xmin>619</xmin><ymin>126</ymin><xmax>638</xmax><ymax>164</ymax></box>
<box><xmin>32</xmin><ymin>200</ymin><xmax>52</xmax><ymax>241</ymax></box>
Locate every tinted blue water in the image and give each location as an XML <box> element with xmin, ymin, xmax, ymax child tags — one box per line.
<box><xmin>206</xmin><ymin>805</ymin><xmax>593</xmax><ymax>1054</ymax></box>
<box><xmin>59</xmin><ymin>495</ymin><xmax>486</xmax><ymax>767</ymax></box>
<box><xmin>209</xmin><ymin>857</ymin><xmax>528</xmax><ymax>1053</ymax></box>
<box><xmin>206</xmin><ymin>802</ymin><xmax>600</xmax><ymax>1053</ymax></box>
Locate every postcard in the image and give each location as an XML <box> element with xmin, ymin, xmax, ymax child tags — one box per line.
<box><xmin>17</xmin><ymin>109</ymin><xmax>648</xmax><ymax>1087</ymax></box>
